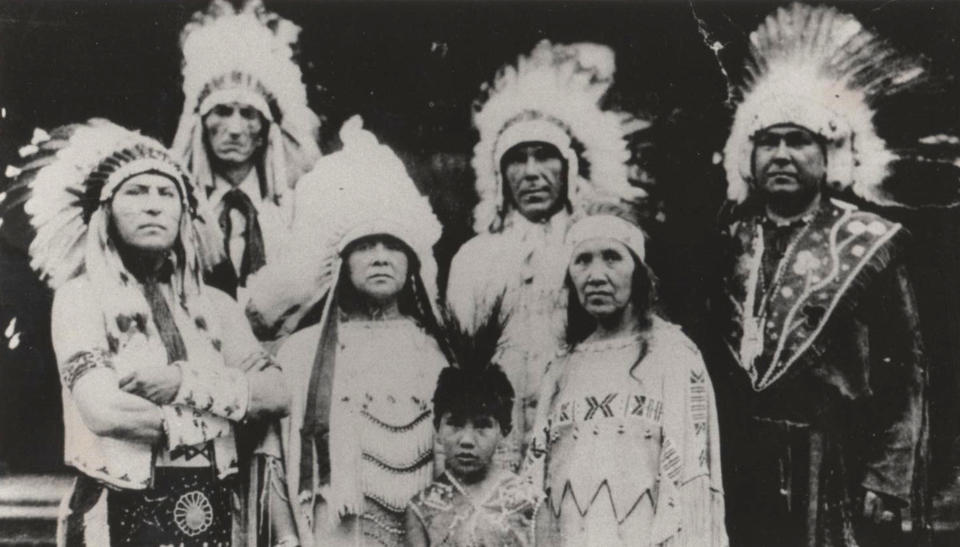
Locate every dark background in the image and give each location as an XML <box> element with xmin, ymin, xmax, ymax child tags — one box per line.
<box><xmin>1</xmin><ymin>0</ymin><xmax>959</xmax><ymax>500</ymax></box>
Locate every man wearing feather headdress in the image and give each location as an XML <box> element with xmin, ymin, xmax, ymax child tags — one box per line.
<box><xmin>172</xmin><ymin>0</ymin><xmax>320</xmax><ymax>304</ymax></box>
<box><xmin>1</xmin><ymin>119</ymin><xmax>290</xmax><ymax>546</ymax></box>
<box><xmin>445</xmin><ymin>40</ymin><xmax>649</xmax><ymax>472</ymax></box>
<box><xmin>710</xmin><ymin>4</ymin><xmax>950</xmax><ymax>545</ymax></box>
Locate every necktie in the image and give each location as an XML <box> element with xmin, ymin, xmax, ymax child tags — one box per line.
<box><xmin>141</xmin><ymin>275</ymin><xmax>188</xmax><ymax>364</ymax></box>
<box><xmin>142</xmin><ymin>274</ymin><xmax>217</xmax><ymax>463</ymax></box>
<box><xmin>219</xmin><ymin>188</ymin><xmax>267</xmax><ymax>287</ymax></box>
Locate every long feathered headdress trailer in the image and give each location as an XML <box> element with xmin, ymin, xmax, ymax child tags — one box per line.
<box><xmin>724</xmin><ymin>2</ymin><xmax>960</xmax><ymax>207</ymax></box>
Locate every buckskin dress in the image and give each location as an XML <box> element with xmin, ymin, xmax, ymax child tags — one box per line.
<box><xmin>525</xmin><ymin>318</ymin><xmax>727</xmax><ymax>546</ymax></box>
<box><xmin>275</xmin><ymin>317</ymin><xmax>448</xmax><ymax>547</ymax></box>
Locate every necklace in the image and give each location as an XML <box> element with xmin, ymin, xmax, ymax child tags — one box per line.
<box><xmin>739</xmin><ymin>217</ymin><xmax>814</xmax><ymax>375</ymax></box>
<box><xmin>756</xmin><ymin>219</ymin><xmax>814</xmax><ymax>318</ymax></box>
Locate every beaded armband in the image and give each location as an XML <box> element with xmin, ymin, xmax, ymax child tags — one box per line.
<box><xmin>61</xmin><ymin>349</ymin><xmax>114</xmax><ymax>391</ymax></box>
<box><xmin>173</xmin><ymin>360</ymin><xmax>250</xmax><ymax>420</ymax></box>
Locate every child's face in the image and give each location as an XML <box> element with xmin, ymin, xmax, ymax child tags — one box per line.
<box><xmin>438</xmin><ymin>412</ymin><xmax>503</xmax><ymax>481</ymax></box>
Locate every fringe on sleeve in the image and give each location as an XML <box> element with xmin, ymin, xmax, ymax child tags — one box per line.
<box><xmin>673</xmin><ymin>357</ymin><xmax>728</xmax><ymax>547</ymax></box>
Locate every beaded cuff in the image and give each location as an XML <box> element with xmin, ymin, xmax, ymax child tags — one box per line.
<box><xmin>61</xmin><ymin>349</ymin><xmax>114</xmax><ymax>391</ymax></box>
<box><xmin>161</xmin><ymin>404</ymin><xmax>232</xmax><ymax>450</ymax></box>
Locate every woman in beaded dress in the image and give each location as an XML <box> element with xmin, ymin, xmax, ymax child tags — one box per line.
<box><xmin>524</xmin><ymin>213</ymin><xmax>728</xmax><ymax>547</ymax></box>
<box><xmin>256</xmin><ymin>117</ymin><xmax>451</xmax><ymax>547</ymax></box>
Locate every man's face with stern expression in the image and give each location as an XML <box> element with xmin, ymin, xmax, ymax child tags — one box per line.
<box><xmin>751</xmin><ymin>124</ymin><xmax>826</xmax><ymax>205</ymax></box>
<box><xmin>110</xmin><ymin>173</ymin><xmax>183</xmax><ymax>252</ymax></box>
<box><xmin>501</xmin><ymin>142</ymin><xmax>567</xmax><ymax>223</ymax></box>
<box><xmin>203</xmin><ymin>101</ymin><xmax>266</xmax><ymax>168</ymax></box>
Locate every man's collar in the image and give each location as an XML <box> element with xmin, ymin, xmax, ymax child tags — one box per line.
<box><xmin>762</xmin><ymin>193</ymin><xmax>823</xmax><ymax>228</ymax></box>
<box><xmin>210</xmin><ymin>168</ymin><xmax>261</xmax><ymax>207</ymax></box>
<box><xmin>500</xmin><ymin>207</ymin><xmax>572</xmax><ymax>238</ymax></box>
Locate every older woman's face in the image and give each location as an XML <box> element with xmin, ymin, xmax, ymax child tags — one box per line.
<box><xmin>568</xmin><ymin>238</ymin><xmax>635</xmax><ymax>319</ymax></box>
<box><xmin>346</xmin><ymin>235</ymin><xmax>410</xmax><ymax>304</ymax></box>
<box><xmin>110</xmin><ymin>173</ymin><xmax>182</xmax><ymax>252</ymax></box>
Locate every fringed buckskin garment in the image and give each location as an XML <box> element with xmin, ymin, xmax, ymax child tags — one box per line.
<box><xmin>275</xmin><ymin>317</ymin><xmax>447</xmax><ymax>546</ymax></box>
<box><xmin>710</xmin><ymin>4</ymin><xmax>945</xmax><ymax>542</ymax></box>
<box><xmin>448</xmin><ymin>40</ymin><xmax>650</xmax><ymax>473</ymax></box>
<box><xmin>525</xmin><ymin>318</ymin><xmax>727</xmax><ymax>546</ymax></box>
<box><xmin>715</xmin><ymin>199</ymin><xmax>926</xmax><ymax>547</ymax></box>
<box><xmin>243</xmin><ymin>117</ymin><xmax>448</xmax><ymax>546</ymax></box>
<box><xmin>47</xmin><ymin>213</ymin><xmax>283</xmax><ymax>546</ymax></box>
<box><xmin>4</xmin><ymin>118</ymin><xmax>288</xmax><ymax>547</ymax></box>
<box><xmin>53</xmin><ymin>272</ymin><xmax>281</xmax><ymax>547</ymax></box>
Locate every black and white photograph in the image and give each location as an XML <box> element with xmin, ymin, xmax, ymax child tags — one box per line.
<box><xmin>1</xmin><ymin>0</ymin><xmax>959</xmax><ymax>545</ymax></box>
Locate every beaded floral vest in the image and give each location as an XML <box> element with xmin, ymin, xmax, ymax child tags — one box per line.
<box><xmin>721</xmin><ymin>201</ymin><xmax>903</xmax><ymax>391</ymax></box>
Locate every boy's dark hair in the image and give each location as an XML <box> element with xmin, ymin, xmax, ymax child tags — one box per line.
<box><xmin>432</xmin><ymin>364</ymin><xmax>515</xmax><ymax>435</ymax></box>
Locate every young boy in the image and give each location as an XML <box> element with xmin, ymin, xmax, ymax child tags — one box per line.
<box><xmin>404</xmin><ymin>364</ymin><xmax>540</xmax><ymax>546</ymax></box>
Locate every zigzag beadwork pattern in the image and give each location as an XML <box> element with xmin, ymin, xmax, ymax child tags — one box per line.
<box><xmin>548</xmin><ymin>479</ymin><xmax>656</xmax><ymax>524</ymax></box>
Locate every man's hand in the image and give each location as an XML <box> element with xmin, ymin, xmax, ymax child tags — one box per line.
<box><xmin>119</xmin><ymin>365</ymin><xmax>182</xmax><ymax>405</ymax></box>
<box><xmin>862</xmin><ymin>490</ymin><xmax>898</xmax><ymax>524</ymax></box>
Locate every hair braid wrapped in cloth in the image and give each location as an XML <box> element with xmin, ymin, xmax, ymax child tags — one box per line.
<box><xmin>724</xmin><ymin>2</ymin><xmax>960</xmax><ymax>208</ymax></box>
<box><xmin>471</xmin><ymin>39</ymin><xmax>651</xmax><ymax>234</ymax></box>
<box><xmin>171</xmin><ymin>0</ymin><xmax>320</xmax><ymax>222</ymax></box>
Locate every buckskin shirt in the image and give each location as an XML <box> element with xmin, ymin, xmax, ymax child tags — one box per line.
<box><xmin>715</xmin><ymin>199</ymin><xmax>925</xmax><ymax>546</ymax></box>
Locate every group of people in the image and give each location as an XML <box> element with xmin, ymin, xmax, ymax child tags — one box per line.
<box><xmin>2</xmin><ymin>1</ymin><xmax>955</xmax><ymax>546</ymax></box>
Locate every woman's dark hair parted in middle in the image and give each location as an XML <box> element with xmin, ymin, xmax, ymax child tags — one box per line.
<box><xmin>335</xmin><ymin>233</ymin><xmax>447</xmax><ymax>348</ymax></box>
<box><xmin>336</xmin><ymin>234</ymin><xmax>422</xmax><ymax>316</ymax></box>
<box><xmin>564</xmin><ymin>247</ymin><xmax>658</xmax><ymax>346</ymax></box>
